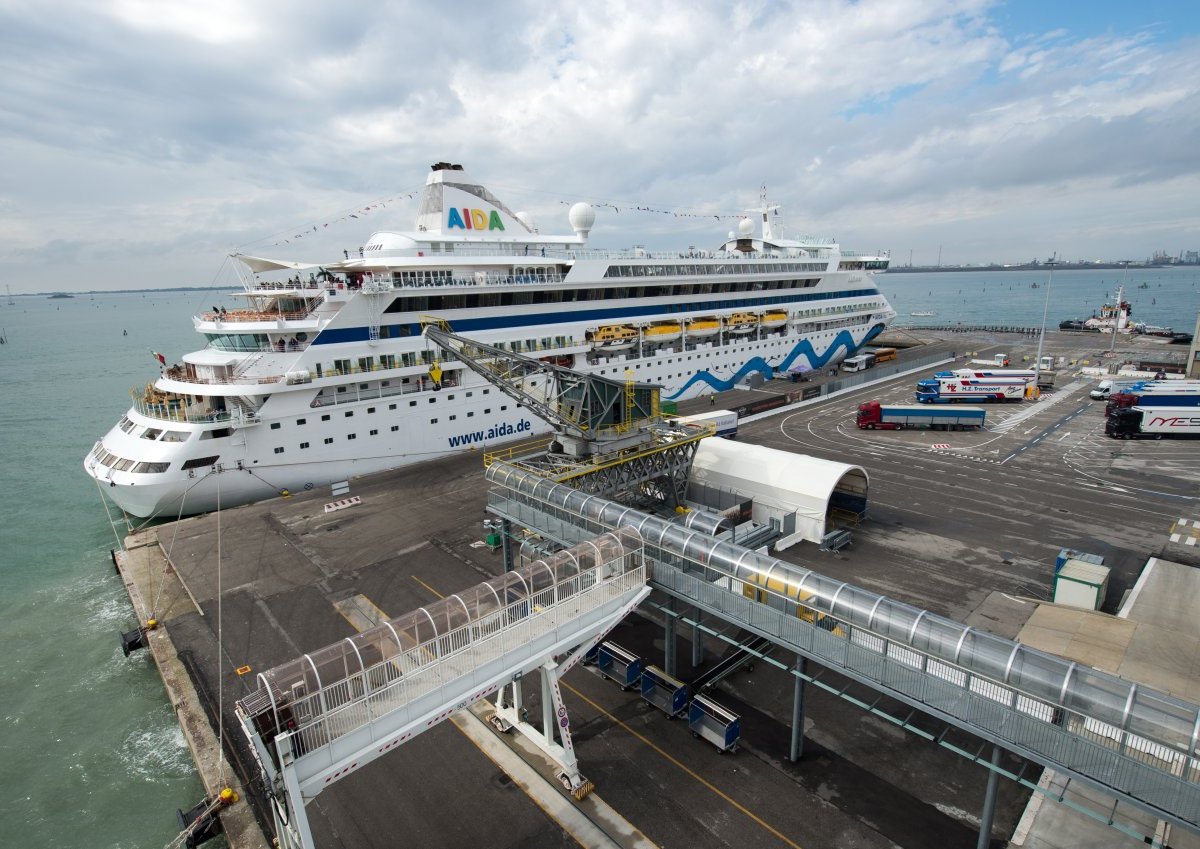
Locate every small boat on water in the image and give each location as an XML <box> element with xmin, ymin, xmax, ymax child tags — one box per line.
<box><xmin>1082</xmin><ymin>286</ymin><xmax>1133</xmax><ymax>334</ymax></box>
<box><xmin>588</xmin><ymin>324</ymin><xmax>638</xmax><ymax>350</ymax></box>
<box><xmin>684</xmin><ymin>316</ymin><xmax>721</xmax><ymax>338</ymax></box>
<box><xmin>910</xmin><ymin>310</ymin><xmax>936</xmax><ymax>317</ymax></box>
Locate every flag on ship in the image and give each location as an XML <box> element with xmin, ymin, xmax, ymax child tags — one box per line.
<box><xmin>152</xmin><ymin>351</ymin><xmax>166</xmax><ymax>365</ymax></box>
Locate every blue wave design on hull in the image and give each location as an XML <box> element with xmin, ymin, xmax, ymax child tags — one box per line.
<box><xmin>667</xmin><ymin>324</ymin><xmax>885</xmax><ymax>399</ymax></box>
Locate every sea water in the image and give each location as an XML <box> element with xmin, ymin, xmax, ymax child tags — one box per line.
<box><xmin>0</xmin><ymin>268</ymin><xmax>1198</xmax><ymax>848</ymax></box>
<box><xmin>886</xmin><ymin>267</ymin><xmax>1200</xmax><ymax>330</ymax></box>
<box><xmin>0</xmin><ymin>290</ymin><xmax>214</xmax><ymax>849</ymax></box>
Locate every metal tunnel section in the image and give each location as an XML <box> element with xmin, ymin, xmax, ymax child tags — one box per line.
<box><xmin>238</xmin><ymin>526</ymin><xmax>646</xmax><ymax>794</ymax></box>
<box><xmin>484</xmin><ymin>461</ymin><xmax>1200</xmax><ymax>834</ymax></box>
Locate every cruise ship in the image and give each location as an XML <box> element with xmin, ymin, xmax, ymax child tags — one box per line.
<box><xmin>85</xmin><ymin>162</ymin><xmax>894</xmax><ymax>518</ymax></box>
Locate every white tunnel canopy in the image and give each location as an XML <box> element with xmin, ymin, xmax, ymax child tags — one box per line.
<box><xmin>689</xmin><ymin>438</ymin><xmax>868</xmax><ymax>548</ymax></box>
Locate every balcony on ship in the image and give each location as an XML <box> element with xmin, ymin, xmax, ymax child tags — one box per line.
<box><xmin>129</xmin><ymin>383</ymin><xmax>261</xmax><ymax>425</ymax></box>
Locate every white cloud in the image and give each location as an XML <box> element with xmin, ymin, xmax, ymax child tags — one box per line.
<box><xmin>0</xmin><ymin>0</ymin><xmax>1197</xmax><ymax>290</ymax></box>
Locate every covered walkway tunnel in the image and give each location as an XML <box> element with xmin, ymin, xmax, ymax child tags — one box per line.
<box><xmin>687</xmin><ymin>438</ymin><xmax>868</xmax><ymax>550</ymax></box>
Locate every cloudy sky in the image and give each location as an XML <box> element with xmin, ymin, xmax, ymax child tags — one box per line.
<box><xmin>2</xmin><ymin>0</ymin><xmax>1199</xmax><ymax>292</ymax></box>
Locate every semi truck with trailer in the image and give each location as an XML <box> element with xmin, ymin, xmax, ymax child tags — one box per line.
<box><xmin>1106</xmin><ymin>383</ymin><xmax>1200</xmax><ymax>412</ymax></box>
<box><xmin>945</xmin><ymin>367</ymin><xmax>1037</xmax><ymax>382</ymax></box>
<box><xmin>915</xmin><ymin>376</ymin><xmax>1027</xmax><ymax>403</ymax></box>
<box><xmin>1089</xmin><ymin>378</ymin><xmax>1196</xmax><ymax>400</ymax></box>
<box><xmin>856</xmin><ymin>401</ymin><xmax>987</xmax><ymax>430</ymax></box>
<box><xmin>675</xmin><ymin>410</ymin><xmax>739</xmax><ymax>438</ymax></box>
<box><xmin>1106</xmin><ymin>407</ymin><xmax>1200</xmax><ymax>439</ymax></box>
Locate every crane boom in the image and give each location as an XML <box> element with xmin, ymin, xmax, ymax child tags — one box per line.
<box><xmin>421</xmin><ymin>323</ymin><xmax>661</xmax><ymax>457</ymax></box>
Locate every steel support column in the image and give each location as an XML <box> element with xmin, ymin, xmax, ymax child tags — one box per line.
<box><xmin>691</xmin><ymin>606</ymin><xmax>704</xmax><ymax>667</ymax></box>
<box><xmin>790</xmin><ymin>655</ymin><xmax>807</xmax><ymax>762</ymax></box>
<box><xmin>977</xmin><ymin>744</ymin><xmax>1003</xmax><ymax>849</ymax></box>
<box><xmin>664</xmin><ymin>597</ymin><xmax>677</xmax><ymax>678</ymax></box>
<box><xmin>501</xmin><ymin>518</ymin><xmax>514</xmax><ymax>572</ymax></box>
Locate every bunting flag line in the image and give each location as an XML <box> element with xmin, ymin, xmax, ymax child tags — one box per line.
<box><xmin>556</xmin><ymin>199</ymin><xmax>754</xmax><ymax>222</ymax></box>
<box><xmin>254</xmin><ymin>186</ymin><xmax>768</xmax><ymax>251</ymax></box>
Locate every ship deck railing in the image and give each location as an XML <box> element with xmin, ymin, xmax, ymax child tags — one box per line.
<box><xmin>128</xmin><ymin>395</ymin><xmax>261</xmax><ymax>425</ymax></box>
<box><xmin>198</xmin><ymin>308</ymin><xmax>316</xmax><ymax>323</ymax></box>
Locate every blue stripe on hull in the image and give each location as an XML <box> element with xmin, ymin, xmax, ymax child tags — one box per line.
<box><xmin>667</xmin><ymin>323</ymin><xmax>884</xmax><ymax>399</ymax></box>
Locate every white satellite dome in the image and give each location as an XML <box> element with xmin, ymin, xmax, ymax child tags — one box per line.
<box><xmin>568</xmin><ymin>202</ymin><xmax>595</xmax><ymax>238</ymax></box>
<box><xmin>727</xmin><ymin>231</ymin><xmax>736</xmax><ymax>240</ymax></box>
<box><xmin>515</xmin><ymin>211</ymin><xmax>535</xmax><ymax>232</ymax></box>
<box><xmin>738</xmin><ymin>217</ymin><xmax>754</xmax><ymax>236</ymax></box>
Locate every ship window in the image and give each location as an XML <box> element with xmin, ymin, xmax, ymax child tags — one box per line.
<box><xmin>501</xmin><ymin>406</ymin><xmax>508</xmax><ymax>411</ymax></box>
<box><xmin>389</xmin><ymin>404</ymin><xmax>397</xmax><ymax>410</ymax></box>
<box><xmin>391</xmin><ymin>425</ymin><xmax>399</xmax><ymax>431</ymax></box>
<box><xmin>324</xmin><ymin>437</ymin><xmax>333</xmax><ymax>444</ymax></box>
<box><xmin>369</xmin><ymin>429</ymin><xmax>378</xmax><ymax>436</ymax></box>
<box><xmin>466</xmin><ymin>391</ymin><xmax>473</xmax><ymax>397</ymax></box>
<box><xmin>200</xmin><ymin>428</ymin><xmax>231</xmax><ymax>440</ymax></box>
<box><xmin>181</xmin><ymin>456</ymin><xmax>219</xmax><ymax>470</ymax></box>
<box><xmin>141</xmin><ymin>428</ymin><xmax>162</xmax><ymax>440</ymax></box>
<box><xmin>449</xmin><ymin>415</ymin><xmax>457</xmax><ymax>421</ymax></box>
<box><xmin>484</xmin><ymin>409</ymin><xmax>491</xmax><ymax>414</ymax></box>
<box><xmin>132</xmin><ymin>461</ymin><xmax>170</xmax><ymax>474</ymax></box>
<box><xmin>300</xmin><ymin>442</ymin><xmax>310</xmax><ymax>449</ymax></box>
<box><xmin>321</xmin><ymin>414</ymin><xmax>330</xmax><ymax>421</ymax></box>
<box><xmin>430</xmin><ymin>418</ymin><xmax>438</xmax><ymax>424</ymax></box>
<box><xmin>348</xmin><ymin>433</ymin><xmax>356</xmax><ymax>440</ymax></box>
<box><xmin>274</xmin><ymin>447</ymin><xmax>284</xmax><ymax>454</ymax></box>
<box><xmin>367</xmin><ymin>407</ymin><xmax>375</xmax><ymax>414</ymax></box>
<box><xmin>447</xmin><ymin>394</ymin><xmax>455</xmax><ymax>400</ymax></box>
<box><xmin>345</xmin><ymin>411</ymin><xmax>353</xmax><ymax>418</ymax></box>
<box><xmin>161</xmin><ymin>430</ymin><xmax>188</xmax><ymax>442</ymax></box>
<box><xmin>270</xmin><ymin>422</ymin><xmax>281</xmax><ymax>430</ymax></box>
<box><xmin>467</xmin><ymin>411</ymin><xmax>474</xmax><ymax>417</ymax></box>
<box><xmin>409</xmin><ymin>401</ymin><xmax>417</xmax><ymax>407</ymax></box>
<box><xmin>483</xmin><ymin>389</ymin><xmax>490</xmax><ymax>395</ymax></box>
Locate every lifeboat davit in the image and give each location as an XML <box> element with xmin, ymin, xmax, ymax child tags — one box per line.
<box><xmin>589</xmin><ymin>325</ymin><xmax>638</xmax><ymax>350</ymax></box>
<box><xmin>685</xmin><ymin>316</ymin><xmax>720</xmax><ymax>338</ymax></box>
<box><xmin>760</xmin><ymin>310</ymin><xmax>788</xmax><ymax>329</ymax></box>
<box><xmin>642</xmin><ymin>321</ymin><xmax>682</xmax><ymax>343</ymax></box>
<box><xmin>724</xmin><ymin>312</ymin><xmax>758</xmax><ymax>334</ymax></box>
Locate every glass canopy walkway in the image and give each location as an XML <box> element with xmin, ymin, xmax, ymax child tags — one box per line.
<box><xmin>236</xmin><ymin>528</ymin><xmax>651</xmax><ymax>849</ymax></box>
<box><xmin>484</xmin><ymin>461</ymin><xmax>1200</xmax><ymax>838</ymax></box>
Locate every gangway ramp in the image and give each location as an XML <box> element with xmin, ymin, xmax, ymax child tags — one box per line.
<box><xmin>483</xmin><ymin>460</ymin><xmax>1200</xmax><ymax>839</ymax></box>
<box><xmin>237</xmin><ymin>528</ymin><xmax>651</xmax><ymax>849</ymax></box>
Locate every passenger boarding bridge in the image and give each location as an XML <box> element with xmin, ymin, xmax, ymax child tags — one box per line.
<box><xmin>238</xmin><ymin>461</ymin><xmax>1200</xmax><ymax>849</ymax></box>
<box><xmin>484</xmin><ymin>461</ymin><xmax>1200</xmax><ymax>844</ymax></box>
<box><xmin>237</xmin><ymin>529</ymin><xmax>650</xmax><ymax>849</ymax></box>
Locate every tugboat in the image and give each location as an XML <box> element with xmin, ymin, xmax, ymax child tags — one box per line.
<box><xmin>1082</xmin><ymin>287</ymin><xmax>1132</xmax><ymax>334</ymax></box>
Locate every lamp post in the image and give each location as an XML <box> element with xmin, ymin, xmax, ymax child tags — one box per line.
<box><xmin>1034</xmin><ymin>257</ymin><xmax>1057</xmax><ymax>393</ymax></box>
<box><xmin>1110</xmin><ymin>261</ymin><xmax>1130</xmax><ymax>357</ymax></box>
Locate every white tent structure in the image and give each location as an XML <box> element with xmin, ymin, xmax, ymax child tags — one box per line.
<box><xmin>689</xmin><ymin>438</ymin><xmax>869</xmax><ymax>551</ymax></box>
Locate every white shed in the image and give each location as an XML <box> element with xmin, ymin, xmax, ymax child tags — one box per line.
<box><xmin>689</xmin><ymin>438</ymin><xmax>869</xmax><ymax>551</ymax></box>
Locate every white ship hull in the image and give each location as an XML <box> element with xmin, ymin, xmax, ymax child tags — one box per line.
<box><xmin>85</xmin><ymin>162</ymin><xmax>893</xmax><ymax>519</ymax></box>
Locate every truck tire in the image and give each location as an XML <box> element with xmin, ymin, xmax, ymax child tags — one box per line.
<box><xmin>867</xmin><ymin>423</ymin><xmax>875</xmax><ymax>430</ymax></box>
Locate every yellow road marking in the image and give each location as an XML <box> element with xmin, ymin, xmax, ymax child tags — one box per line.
<box><xmin>563</xmin><ymin>681</ymin><xmax>807</xmax><ymax>849</ymax></box>
<box><xmin>352</xmin><ymin>577</ymin><xmax>771</xmax><ymax>847</ymax></box>
<box><xmin>410</xmin><ymin>574</ymin><xmax>445</xmax><ymax>600</ymax></box>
